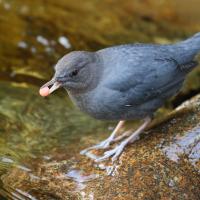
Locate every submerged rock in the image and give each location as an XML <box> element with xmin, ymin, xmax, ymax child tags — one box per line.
<box><xmin>0</xmin><ymin>83</ymin><xmax>199</xmax><ymax>199</ymax></box>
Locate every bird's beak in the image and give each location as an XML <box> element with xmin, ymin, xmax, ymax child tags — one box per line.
<box><xmin>49</xmin><ymin>81</ymin><xmax>61</xmax><ymax>94</ymax></box>
<box><xmin>40</xmin><ymin>78</ymin><xmax>62</xmax><ymax>96</ymax></box>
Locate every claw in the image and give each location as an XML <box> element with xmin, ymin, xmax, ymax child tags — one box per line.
<box><xmin>80</xmin><ymin>121</ymin><xmax>125</xmax><ymax>157</ymax></box>
<box><xmin>95</xmin><ymin>143</ymin><xmax>125</xmax><ymax>162</ymax></box>
<box><xmin>81</xmin><ymin>118</ymin><xmax>151</xmax><ymax>163</ymax></box>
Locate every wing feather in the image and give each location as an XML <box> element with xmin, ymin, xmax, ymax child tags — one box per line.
<box><xmin>106</xmin><ymin>57</ymin><xmax>185</xmax><ymax>106</ymax></box>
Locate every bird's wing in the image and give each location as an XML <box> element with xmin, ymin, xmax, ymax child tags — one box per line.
<box><xmin>105</xmin><ymin>55</ymin><xmax>189</xmax><ymax>106</ymax></box>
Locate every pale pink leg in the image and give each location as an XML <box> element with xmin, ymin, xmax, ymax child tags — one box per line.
<box><xmin>113</xmin><ymin>130</ymin><xmax>132</xmax><ymax>142</ymax></box>
<box><xmin>95</xmin><ymin>117</ymin><xmax>151</xmax><ymax>162</ymax></box>
<box><xmin>80</xmin><ymin>121</ymin><xmax>125</xmax><ymax>155</ymax></box>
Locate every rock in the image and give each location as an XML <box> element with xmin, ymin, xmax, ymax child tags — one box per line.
<box><xmin>0</xmin><ymin>82</ymin><xmax>199</xmax><ymax>199</ymax></box>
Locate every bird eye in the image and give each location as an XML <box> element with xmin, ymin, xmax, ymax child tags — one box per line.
<box><xmin>69</xmin><ymin>69</ymin><xmax>79</xmax><ymax>77</ymax></box>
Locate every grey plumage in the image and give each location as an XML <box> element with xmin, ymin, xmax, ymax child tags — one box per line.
<box><xmin>41</xmin><ymin>32</ymin><xmax>200</xmax><ymax>161</ymax></box>
<box><xmin>51</xmin><ymin>33</ymin><xmax>200</xmax><ymax>121</ymax></box>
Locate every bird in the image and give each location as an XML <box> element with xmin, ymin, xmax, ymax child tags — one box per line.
<box><xmin>40</xmin><ymin>32</ymin><xmax>200</xmax><ymax>162</ymax></box>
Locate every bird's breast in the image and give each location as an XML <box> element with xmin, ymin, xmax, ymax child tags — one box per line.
<box><xmin>68</xmin><ymin>90</ymin><xmax>105</xmax><ymax>119</ymax></box>
<box><xmin>67</xmin><ymin>90</ymin><xmax>145</xmax><ymax>120</ymax></box>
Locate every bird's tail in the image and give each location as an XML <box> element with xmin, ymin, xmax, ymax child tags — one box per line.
<box><xmin>173</xmin><ymin>32</ymin><xmax>200</xmax><ymax>64</ymax></box>
<box><xmin>178</xmin><ymin>32</ymin><xmax>200</xmax><ymax>51</ymax></box>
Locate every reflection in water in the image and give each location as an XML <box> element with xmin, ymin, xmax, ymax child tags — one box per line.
<box><xmin>162</xmin><ymin>125</ymin><xmax>200</xmax><ymax>168</ymax></box>
<box><xmin>15</xmin><ymin>188</ymin><xmax>37</xmax><ymax>200</ymax></box>
<box><xmin>1</xmin><ymin>157</ymin><xmax>14</xmax><ymax>164</ymax></box>
<box><xmin>66</xmin><ymin>169</ymin><xmax>98</xmax><ymax>190</ymax></box>
<box><xmin>0</xmin><ymin>185</ymin><xmax>37</xmax><ymax>200</ymax></box>
<box><xmin>1</xmin><ymin>156</ymin><xmax>32</xmax><ymax>172</ymax></box>
<box><xmin>58</xmin><ymin>36</ymin><xmax>71</xmax><ymax>49</ymax></box>
<box><xmin>16</xmin><ymin>165</ymin><xmax>32</xmax><ymax>172</ymax></box>
<box><xmin>18</xmin><ymin>41</ymin><xmax>28</xmax><ymax>49</ymax></box>
<box><xmin>66</xmin><ymin>169</ymin><xmax>98</xmax><ymax>183</ymax></box>
<box><xmin>36</xmin><ymin>35</ymin><xmax>49</xmax><ymax>46</ymax></box>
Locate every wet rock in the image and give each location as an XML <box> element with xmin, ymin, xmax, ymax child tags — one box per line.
<box><xmin>0</xmin><ymin>83</ymin><xmax>199</xmax><ymax>199</ymax></box>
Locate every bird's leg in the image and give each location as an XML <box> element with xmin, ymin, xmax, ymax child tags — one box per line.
<box><xmin>80</xmin><ymin>121</ymin><xmax>125</xmax><ymax>155</ymax></box>
<box><xmin>113</xmin><ymin>130</ymin><xmax>132</xmax><ymax>142</ymax></box>
<box><xmin>95</xmin><ymin>117</ymin><xmax>151</xmax><ymax>163</ymax></box>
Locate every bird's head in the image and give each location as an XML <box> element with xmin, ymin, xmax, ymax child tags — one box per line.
<box><xmin>39</xmin><ymin>51</ymin><xmax>101</xmax><ymax>96</ymax></box>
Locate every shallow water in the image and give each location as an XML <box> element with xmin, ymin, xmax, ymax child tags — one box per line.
<box><xmin>0</xmin><ymin>0</ymin><xmax>200</xmax><ymax>199</ymax></box>
<box><xmin>0</xmin><ymin>81</ymin><xmax>109</xmax><ymax>158</ymax></box>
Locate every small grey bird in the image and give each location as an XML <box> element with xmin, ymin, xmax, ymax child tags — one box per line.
<box><xmin>40</xmin><ymin>33</ymin><xmax>200</xmax><ymax>162</ymax></box>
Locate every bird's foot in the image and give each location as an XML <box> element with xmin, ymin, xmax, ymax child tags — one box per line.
<box><xmin>80</xmin><ymin>118</ymin><xmax>151</xmax><ymax>163</ymax></box>
<box><xmin>80</xmin><ymin>138</ymin><xmax>113</xmax><ymax>155</ymax></box>
<box><xmin>80</xmin><ymin>130</ymin><xmax>131</xmax><ymax>156</ymax></box>
<box><xmin>95</xmin><ymin>141</ymin><xmax>127</xmax><ymax>163</ymax></box>
<box><xmin>80</xmin><ymin>121</ymin><xmax>125</xmax><ymax>156</ymax></box>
